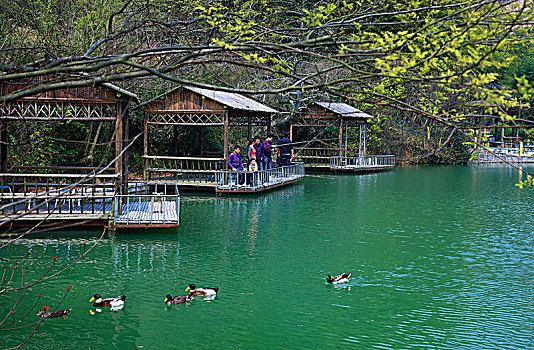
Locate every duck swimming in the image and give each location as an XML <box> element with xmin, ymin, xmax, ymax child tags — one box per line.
<box><xmin>326</xmin><ymin>273</ymin><xmax>351</xmax><ymax>284</ymax></box>
<box><xmin>89</xmin><ymin>294</ymin><xmax>126</xmax><ymax>308</ymax></box>
<box><xmin>37</xmin><ymin>306</ymin><xmax>72</xmax><ymax>318</ymax></box>
<box><xmin>164</xmin><ymin>294</ymin><xmax>192</xmax><ymax>305</ymax></box>
<box><xmin>185</xmin><ymin>284</ymin><xmax>219</xmax><ymax>296</ymax></box>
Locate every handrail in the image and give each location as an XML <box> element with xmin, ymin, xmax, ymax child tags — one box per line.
<box><xmin>330</xmin><ymin>155</ymin><xmax>395</xmax><ymax>168</ymax></box>
<box><xmin>143</xmin><ymin>155</ymin><xmax>225</xmax><ymax>161</ymax></box>
<box><xmin>0</xmin><ymin>173</ymin><xmax>119</xmax><ymax>178</ymax></box>
<box><xmin>113</xmin><ymin>182</ymin><xmax>180</xmax><ymax>226</ymax></box>
<box><xmin>144</xmin><ymin>109</ymin><xmax>226</xmax><ymax>114</ymax></box>
<box><xmin>215</xmin><ymin>163</ymin><xmax>305</xmax><ymax>191</ymax></box>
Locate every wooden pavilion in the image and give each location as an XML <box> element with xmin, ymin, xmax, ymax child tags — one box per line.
<box><xmin>0</xmin><ymin>77</ymin><xmax>180</xmax><ymax>229</ymax></box>
<box><xmin>291</xmin><ymin>102</ymin><xmax>395</xmax><ymax>172</ymax></box>
<box><xmin>139</xmin><ymin>85</ymin><xmax>304</xmax><ymax>193</ymax></box>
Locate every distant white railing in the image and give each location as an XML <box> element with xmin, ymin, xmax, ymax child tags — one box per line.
<box><xmin>471</xmin><ymin>148</ymin><xmax>534</xmax><ymax>163</ymax></box>
<box><xmin>215</xmin><ymin>163</ymin><xmax>305</xmax><ymax>191</ymax></box>
<box><xmin>330</xmin><ymin>155</ymin><xmax>395</xmax><ymax>169</ymax></box>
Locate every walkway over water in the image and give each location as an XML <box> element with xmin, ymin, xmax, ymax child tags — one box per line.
<box><xmin>147</xmin><ymin>163</ymin><xmax>305</xmax><ymax>193</ymax></box>
<box><xmin>0</xmin><ymin>175</ymin><xmax>180</xmax><ymax>229</ymax></box>
<box><xmin>295</xmin><ymin>149</ymin><xmax>395</xmax><ymax>172</ymax></box>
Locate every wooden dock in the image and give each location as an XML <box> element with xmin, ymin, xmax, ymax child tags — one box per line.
<box><xmin>0</xmin><ymin>179</ymin><xmax>180</xmax><ymax>230</ymax></box>
<box><xmin>114</xmin><ymin>200</ymin><xmax>179</xmax><ymax>228</ymax></box>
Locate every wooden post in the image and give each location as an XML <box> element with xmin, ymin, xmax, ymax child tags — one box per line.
<box><xmin>0</xmin><ymin>120</ymin><xmax>7</xmax><ymax>173</ymax></box>
<box><xmin>267</xmin><ymin>116</ymin><xmax>272</xmax><ymax>136</ymax></box>
<box><xmin>173</xmin><ymin>125</ymin><xmax>178</xmax><ymax>156</ymax></box>
<box><xmin>143</xmin><ymin>112</ymin><xmax>148</xmax><ymax>180</ymax></box>
<box><xmin>289</xmin><ymin>124</ymin><xmax>293</xmax><ymax>141</ymax></box>
<box><xmin>122</xmin><ymin>102</ymin><xmax>129</xmax><ymax>196</ymax></box>
<box><xmin>223</xmin><ymin>111</ymin><xmax>229</xmax><ymax>169</ymax></box>
<box><xmin>358</xmin><ymin>124</ymin><xmax>363</xmax><ymax>156</ymax></box>
<box><xmin>338</xmin><ymin>119</ymin><xmax>343</xmax><ymax>158</ymax></box>
<box><xmin>362</xmin><ymin>123</ymin><xmax>367</xmax><ymax>156</ymax></box>
<box><xmin>115</xmin><ymin>102</ymin><xmax>124</xmax><ymax>215</ymax></box>
<box><xmin>343</xmin><ymin>125</ymin><xmax>349</xmax><ymax>157</ymax></box>
<box><xmin>199</xmin><ymin>127</ymin><xmax>204</xmax><ymax>156</ymax></box>
<box><xmin>247</xmin><ymin>113</ymin><xmax>252</xmax><ymax>141</ymax></box>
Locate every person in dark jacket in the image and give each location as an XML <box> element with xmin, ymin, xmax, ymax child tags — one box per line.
<box><xmin>262</xmin><ymin>134</ymin><xmax>274</xmax><ymax>170</ymax></box>
<box><xmin>278</xmin><ymin>131</ymin><xmax>293</xmax><ymax>166</ymax></box>
<box><xmin>253</xmin><ymin>136</ymin><xmax>264</xmax><ymax>170</ymax></box>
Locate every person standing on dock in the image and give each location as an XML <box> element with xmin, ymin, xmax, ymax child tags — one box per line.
<box><xmin>247</xmin><ymin>138</ymin><xmax>256</xmax><ymax>167</ymax></box>
<box><xmin>278</xmin><ymin>131</ymin><xmax>294</xmax><ymax>166</ymax></box>
<box><xmin>228</xmin><ymin>146</ymin><xmax>245</xmax><ymax>171</ymax></box>
<box><xmin>228</xmin><ymin>145</ymin><xmax>245</xmax><ymax>185</ymax></box>
<box><xmin>253</xmin><ymin>136</ymin><xmax>264</xmax><ymax>171</ymax></box>
<box><xmin>262</xmin><ymin>134</ymin><xmax>274</xmax><ymax>170</ymax></box>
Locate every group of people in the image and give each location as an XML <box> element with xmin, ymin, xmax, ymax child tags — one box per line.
<box><xmin>227</xmin><ymin>131</ymin><xmax>294</xmax><ymax>173</ymax></box>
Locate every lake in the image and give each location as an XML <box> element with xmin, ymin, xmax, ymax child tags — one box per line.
<box><xmin>1</xmin><ymin>165</ymin><xmax>532</xmax><ymax>349</ymax></box>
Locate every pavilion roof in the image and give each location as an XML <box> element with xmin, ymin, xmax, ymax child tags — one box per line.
<box><xmin>314</xmin><ymin>102</ymin><xmax>374</xmax><ymax>119</ymax></box>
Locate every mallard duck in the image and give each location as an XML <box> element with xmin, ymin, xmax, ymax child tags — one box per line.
<box><xmin>164</xmin><ymin>294</ymin><xmax>192</xmax><ymax>305</ymax></box>
<box><xmin>185</xmin><ymin>283</ymin><xmax>219</xmax><ymax>296</ymax></box>
<box><xmin>89</xmin><ymin>294</ymin><xmax>126</xmax><ymax>308</ymax></box>
<box><xmin>326</xmin><ymin>273</ymin><xmax>351</xmax><ymax>284</ymax></box>
<box><xmin>37</xmin><ymin>306</ymin><xmax>72</xmax><ymax>318</ymax></box>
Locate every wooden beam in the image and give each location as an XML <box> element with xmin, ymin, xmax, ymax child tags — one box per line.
<box><xmin>0</xmin><ymin>117</ymin><xmax>116</xmax><ymax>122</ymax></box>
<box><xmin>173</xmin><ymin>125</ymin><xmax>178</xmax><ymax>156</ymax></box>
<box><xmin>338</xmin><ymin>120</ymin><xmax>343</xmax><ymax>158</ymax></box>
<box><xmin>147</xmin><ymin>122</ymin><xmax>224</xmax><ymax>126</ymax></box>
<box><xmin>143</xmin><ymin>112</ymin><xmax>148</xmax><ymax>180</ymax></box>
<box><xmin>199</xmin><ymin>126</ymin><xmax>204</xmax><ymax>156</ymax></box>
<box><xmin>115</xmin><ymin>102</ymin><xmax>123</xmax><ymax>214</ymax></box>
<box><xmin>122</xmin><ymin>101</ymin><xmax>129</xmax><ymax>196</ymax></box>
<box><xmin>0</xmin><ymin>120</ymin><xmax>7</xmax><ymax>173</ymax></box>
<box><xmin>362</xmin><ymin>123</ymin><xmax>367</xmax><ymax>156</ymax></box>
<box><xmin>223</xmin><ymin>111</ymin><xmax>229</xmax><ymax>169</ymax></box>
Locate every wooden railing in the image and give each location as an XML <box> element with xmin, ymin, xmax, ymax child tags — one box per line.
<box><xmin>0</xmin><ymin>173</ymin><xmax>119</xmax><ymax>217</ymax></box>
<box><xmin>215</xmin><ymin>163</ymin><xmax>305</xmax><ymax>192</ymax></box>
<box><xmin>330</xmin><ymin>155</ymin><xmax>395</xmax><ymax>169</ymax></box>
<box><xmin>114</xmin><ymin>182</ymin><xmax>180</xmax><ymax>227</ymax></box>
<box><xmin>144</xmin><ymin>155</ymin><xmax>225</xmax><ymax>184</ymax></box>
<box><xmin>294</xmin><ymin>147</ymin><xmax>342</xmax><ymax>166</ymax></box>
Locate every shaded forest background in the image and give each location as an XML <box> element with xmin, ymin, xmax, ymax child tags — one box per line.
<box><xmin>1</xmin><ymin>0</ymin><xmax>533</xmax><ymax>172</ymax></box>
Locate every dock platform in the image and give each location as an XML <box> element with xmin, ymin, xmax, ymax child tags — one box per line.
<box><xmin>147</xmin><ymin>163</ymin><xmax>305</xmax><ymax>194</ymax></box>
<box><xmin>0</xmin><ymin>176</ymin><xmax>180</xmax><ymax>230</ymax></box>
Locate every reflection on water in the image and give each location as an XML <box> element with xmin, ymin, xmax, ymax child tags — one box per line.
<box><xmin>1</xmin><ymin>167</ymin><xmax>533</xmax><ymax>349</ymax></box>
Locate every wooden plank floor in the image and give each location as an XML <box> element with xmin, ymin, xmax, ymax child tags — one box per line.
<box><xmin>115</xmin><ymin>201</ymin><xmax>178</xmax><ymax>225</ymax></box>
<box><xmin>0</xmin><ymin>202</ymin><xmax>113</xmax><ymax>217</ymax></box>
<box><xmin>0</xmin><ymin>200</ymin><xmax>179</xmax><ymax>226</ymax></box>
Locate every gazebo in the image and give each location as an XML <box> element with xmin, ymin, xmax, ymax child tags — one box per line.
<box><xmin>139</xmin><ymin>86</ymin><xmax>304</xmax><ymax>193</ymax></box>
<box><xmin>0</xmin><ymin>77</ymin><xmax>180</xmax><ymax>229</ymax></box>
<box><xmin>291</xmin><ymin>102</ymin><xmax>395</xmax><ymax>172</ymax></box>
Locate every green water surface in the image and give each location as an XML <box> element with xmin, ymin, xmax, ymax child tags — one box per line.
<box><xmin>1</xmin><ymin>165</ymin><xmax>533</xmax><ymax>349</ymax></box>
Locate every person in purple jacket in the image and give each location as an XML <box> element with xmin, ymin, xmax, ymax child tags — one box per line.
<box><xmin>227</xmin><ymin>145</ymin><xmax>245</xmax><ymax>185</ymax></box>
<box><xmin>228</xmin><ymin>145</ymin><xmax>245</xmax><ymax>171</ymax></box>
<box><xmin>262</xmin><ymin>134</ymin><xmax>274</xmax><ymax>170</ymax></box>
